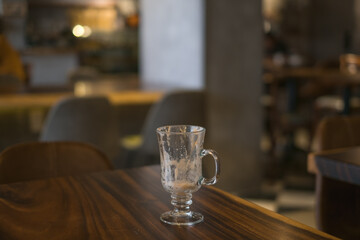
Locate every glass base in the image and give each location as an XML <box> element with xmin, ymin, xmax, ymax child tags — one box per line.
<box><xmin>160</xmin><ymin>211</ymin><xmax>203</xmax><ymax>226</ymax></box>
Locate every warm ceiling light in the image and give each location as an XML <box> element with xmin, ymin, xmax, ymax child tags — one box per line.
<box><xmin>72</xmin><ymin>25</ymin><xmax>92</xmax><ymax>38</ymax></box>
<box><xmin>83</xmin><ymin>26</ymin><xmax>92</xmax><ymax>38</ymax></box>
<box><xmin>73</xmin><ymin>25</ymin><xmax>85</xmax><ymax>38</ymax></box>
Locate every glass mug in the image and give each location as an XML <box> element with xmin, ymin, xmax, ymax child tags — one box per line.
<box><xmin>156</xmin><ymin>125</ymin><xmax>220</xmax><ymax>225</ymax></box>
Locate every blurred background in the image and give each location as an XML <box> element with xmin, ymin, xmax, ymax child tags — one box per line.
<box><xmin>1</xmin><ymin>0</ymin><xmax>360</xmax><ymax>230</ymax></box>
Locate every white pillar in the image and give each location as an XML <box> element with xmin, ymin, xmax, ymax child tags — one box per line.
<box><xmin>140</xmin><ymin>0</ymin><xmax>204</xmax><ymax>90</ymax></box>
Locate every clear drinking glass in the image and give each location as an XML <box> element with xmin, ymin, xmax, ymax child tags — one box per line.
<box><xmin>156</xmin><ymin>125</ymin><xmax>220</xmax><ymax>226</ymax></box>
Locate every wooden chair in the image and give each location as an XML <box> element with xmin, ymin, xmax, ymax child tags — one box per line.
<box><xmin>40</xmin><ymin>96</ymin><xmax>119</xmax><ymax>162</ymax></box>
<box><xmin>311</xmin><ymin>115</ymin><xmax>360</xmax><ymax>239</ymax></box>
<box><xmin>0</xmin><ymin>141</ymin><xmax>114</xmax><ymax>184</ymax></box>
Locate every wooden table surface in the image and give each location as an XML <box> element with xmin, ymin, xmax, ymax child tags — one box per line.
<box><xmin>0</xmin><ymin>165</ymin><xmax>337</xmax><ymax>240</ymax></box>
<box><xmin>0</xmin><ymin>90</ymin><xmax>163</xmax><ymax>108</ymax></box>
<box><xmin>308</xmin><ymin>147</ymin><xmax>360</xmax><ymax>186</ymax></box>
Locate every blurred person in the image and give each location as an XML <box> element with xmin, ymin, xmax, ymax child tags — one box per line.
<box><xmin>0</xmin><ymin>17</ymin><xmax>26</xmax><ymax>82</ymax></box>
<box><xmin>264</xmin><ymin>32</ymin><xmax>288</xmax><ymax>57</ymax></box>
<box><xmin>263</xmin><ymin>32</ymin><xmax>289</xmax><ymax>70</ymax></box>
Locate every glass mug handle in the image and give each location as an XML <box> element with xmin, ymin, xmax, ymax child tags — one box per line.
<box><xmin>200</xmin><ymin>149</ymin><xmax>220</xmax><ymax>185</ymax></box>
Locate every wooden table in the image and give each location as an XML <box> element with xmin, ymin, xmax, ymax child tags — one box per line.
<box><xmin>0</xmin><ymin>90</ymin><xmax>163</xmax><ymax>109</ymax></box>
<box><xmin>0</xmin><ymin>165</ymin><xmax>337</xmax><ymax>239</ymax></box>
<box><xmin>307</xmin><ymin>147</ymin><xmax>360</xmax><ymax>239</ymax></box>
<box><xmin>308</xmin><ymin>146</ymin><xmax>360</xmax><ymax>186</ymax></box>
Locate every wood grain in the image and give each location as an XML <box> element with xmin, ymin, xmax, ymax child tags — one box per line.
<box><xmin>308</xmin><ymin>146</ymin><xmax>360</xmax><ymax>185</ymax></box>
<box><xmin>0</xmin><ymin>165</ymin><xmax>338</xmax><ymax>240</ymax></box>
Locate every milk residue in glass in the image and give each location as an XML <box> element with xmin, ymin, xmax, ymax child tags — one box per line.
<box><xmin>161</xmin><ymin>157</ymin><xmax>202</xmax><ymax>194</ymax></box>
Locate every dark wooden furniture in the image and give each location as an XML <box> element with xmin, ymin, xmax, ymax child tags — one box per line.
<box><xmin>0</xmin><ymin>165</ymin><xmax>337</xmax><ymax>239</ymax></box>
<box><xmin>0</xmin><ymin>141</ymin><xmax>113</xmax><ymax>184</ymax></box>
<box><xmin>308</xmin><ymin>147</ymin><xmax>360</xmax><ymax>240</ymax></box>
<box><xmin>308</xmin><ymin>146</ymin><xmax>360</xmax><ymax>185</ymax></box>
<box><xmin>308</xmin><ymin>116</ymin><xmax>360</xmax><ymax>240</ymax></box>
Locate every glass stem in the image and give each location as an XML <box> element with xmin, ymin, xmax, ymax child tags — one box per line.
<box><xmin>171</xmin><ymin>193</ymin><xmax>192</xmax><ymax>215</ymax></box>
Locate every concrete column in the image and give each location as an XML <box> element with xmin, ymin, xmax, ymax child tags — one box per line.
<box><xmin>205</xmin><ymin>0</ymin><xmax>264</xmax><ymax>196</ymax></box>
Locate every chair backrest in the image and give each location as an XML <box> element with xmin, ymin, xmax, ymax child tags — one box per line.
<box><xmin>40</xmin><ymin>96</ymin><xmax>119</xmax><ymax>162</ymax></box>
<box><xmin>133</xmin><ymin>90</ymin><xmax>206</xmax><ymax>167</ymax></box>
<box><xmin>312</xmin><ymin>115</ymin><xmax>360</xmax><ymax>152</ymax></box>
<box><xmin>0</xmin><ymin>141</ymin><xmax>113</xmax><ymax>184</ymax></box>
<box><xmin>311</xmin><ymin>115</ymin><xmax>360</xmax><ymax>239</ymax></box>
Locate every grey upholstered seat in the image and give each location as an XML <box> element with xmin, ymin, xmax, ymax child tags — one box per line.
<box><xmin>40</xmin><ymin>96</ymin><xmax>119</xmax><ymax>162</ymax></box>
<box><xmin>130</xmin><ymin>90</ymin><xmax>206</xmax><ymax>167</ymax></box>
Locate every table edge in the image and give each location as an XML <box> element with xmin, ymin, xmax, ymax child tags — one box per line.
<box><xmin>208</xmin><ymin>186</ymin><xmax>339</xmax><ymax>240</ymax></box>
